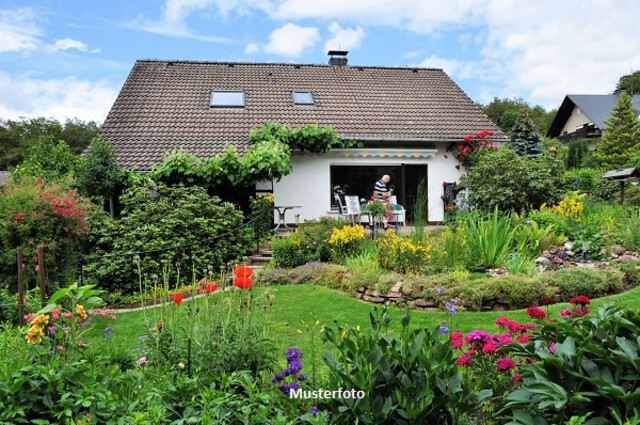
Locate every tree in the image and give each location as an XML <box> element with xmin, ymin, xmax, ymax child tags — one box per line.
<box><xmin>480</xmin><ymin>98</ymin><xmax>556</xmax><ymax>135</ymax></box>
<box><xmin>11</xmin><ymin>136</ymin><xmax>82</xmax><ymax>183</ymax></box>
<box><xmin>594</xmin><ymin>92</ymin><xmax>640</xmax><ymax>170</ymax></box>
<box><xmin>459</xmin><ymin>148</ymin><xmax>565</xmax><ymax>212</ymax></box>
<box><xmin>509</xmin><ymin>106</ymin><xmax>543</xmax><ymax>158</ymax></box>
<box><xmin>77</xmin><ymin>138</ymin><xmax>125</xmax><ymax>217</ymax></box>
<box><xmin>0</xmin><ymin>117</ymin><xmax>98</xmax><ymax>169</ymax></box>
<box><xmin>616</xmin><ymin>70</ymin><xmax>640</xmax><ymax>95</ymax></box>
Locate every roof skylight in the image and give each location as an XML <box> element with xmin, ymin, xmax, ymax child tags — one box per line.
<box><xmin>292</xmin><ymin>90</ymin><xmax>314</xmax><ymax>105</ymax></box>
<box><xmin>210</xmin><ymin>90</ymin><xmax>245</xmax><ymax>108</ymax></box>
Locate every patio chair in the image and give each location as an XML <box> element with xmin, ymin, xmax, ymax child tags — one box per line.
<box><xmin>344</xmin><ymin>196</ymin><xmax>362</xmax><ymax>225</ymax></box>
<box><xmin>388</xmin><ymin>195</ymin><xmax>406</xmax><ymax>227</ymax></box>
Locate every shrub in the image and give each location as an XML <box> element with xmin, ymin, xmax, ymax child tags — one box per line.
<box><xmin>429</xmin><ymin>226</ymin><xmax>473</xmax><ymax>272</ymax></box>
<box><xmin>615</xmin><ymin>184</ymin><xmax>640</xmax><ymax>207</ymax></box>
<box><xmin>271</xmin><ymin>234</ymin><xmax>305</xmax><ymax>268</ymax></box>
<box><xmin>571</xmin><ymin>224</ymin><xmax>604</xmax><ymax>258</ymax></box>
<box><xmin>375</xmin><ymin>271</ymin><xmax>402</xmax><ymax>295</ymax></box>
<box><xmin>514</xmin><ymin>220</ymin><xmax>565</xmax><ymax>259</ymax></box>
<box><xmin>297</xmin><ymin>217</ymin><xmax>348</xmax><ymax>263</ymax></box>
<box><xmin>0</xmin><ymin>177</ymin><xmax>91</xmax><ymax>288</ymax></box>
<box><xmin>329</xmin><ymin>224</ymin><xmax>365</xmax><ymax>263</ymax></box>
<box><xmin>376</xmin><ymin>231</ymin><xmax>432</xmax><ymax>274</ymax></box>
<box><xmin>563</xmin><ymin>168</ymin><xmax>600</xmax><ymax>193</ymax></box>
<box><xmin>526</xmin><ymin>209</ymin><xmax>572</xmax><ymax>237</ymax></box>
<box><xmin>322</xmin><ymin>308</ymin><xmax>467</xmax><ymax>424</ymax></box>
<box><xmin>454</xmin><ymin>275</ymin><xmax>553</xmax><ymax>311</ymax></box>
<box><xmin>348</xmin><ymin>265</ymin><xmax>385</xmax><ymax>292</ymax></box>
<box><xmin>543</xmin><ymin>268</ymin><xmax>623</xmax><ymax>299</ymax></box>
<box><xmin>459</xmin><ymin>148</ymin><xmax>565</xmax><ymax>212</ymax></box>
<box><xmin>289</xmin><ymin>261</ymin><xmax>348</xmax><ymax>288</ymax></box>
<box><xmin>253</xmin><ymin>267</ymin><xmax>292</xmax><ymax>286</ymax></box>
<box><xmin>540</xmin><ymin>191</ymin><xmax>584</xmax><ymax>221</ymax></box>
<box><xmin>619</xmin><ymin>209</ymin><xmax>640</xmax><ymax>251</ymax></box>
<box><xmin>464</xmin><ymin>208</ymin><xmax>516</xmax><ymax>268</ymax></box>
<box><xmin>85</xmin><ymin>182</ymin><xmax>250</xmax><ymax>294</ymax></box>
<box><xmin>500</xmin><ymin>304</ymin><xmax>640</xmax><ymax>424</ymax></box>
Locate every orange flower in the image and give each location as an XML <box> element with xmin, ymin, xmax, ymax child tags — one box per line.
<box><xmin>76</xmin><ymin>305</ymin><xmax>88</xmax><ymax>322</ymax></box>
<box><xmin>26</xmin><ymin>326</ymin><xmax>44</xmax><ymax>344</ymax></box>
<box><xmin>200</xmin><ymin>281</ymin><xmax>217</xmax><ymax>294</ymax></box>
<box><xmin>31</xmin><ymin>313</ymin><xmax>49</xmax><ymax>327</ymax></box>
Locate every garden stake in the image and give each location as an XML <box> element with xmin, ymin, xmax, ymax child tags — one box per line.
<box><xmin>17</xmin><ymin>247</ymin><xmax>25</xmax><ymax>326</ymax></box>
<box><xmin>37</xmin><ymin>246</ymin><xmax>47</xmax><ymax>308</ymax></box>
<box><xmin>187</xmin><ymin>336</ymin><xmax>192</xmax><ymax>377</ymax></box>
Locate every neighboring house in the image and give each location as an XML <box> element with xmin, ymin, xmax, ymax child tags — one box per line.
<box><xmin>547</xmin><ymin>93</ymin><xmax>640</xmax><ymax>145</ymax></box>
<box><xmin>101</xmin><ymin>52</ymin><xmax>506</xmax><ymax>223</ymax></box>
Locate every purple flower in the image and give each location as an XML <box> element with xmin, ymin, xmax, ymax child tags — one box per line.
<box><xmin>449</xmin><ymin>307</ymin><xmax>456</xmax><ymax>316</ymax></box>
<box><xmin>297</xmin><ymin>374</ymin><xmax>307</xmax><ymax>381</ymax></box>
<box><xmin>105</xmin><ymin>327</ymin><xmax>112</xmax><ymax>333</ymax></box>
<box><xmin>285</xmin><ymin>347</ymin><xmax>302</xmax><ymax>363</ymax></box>
<box><xmin>279</xmin><ymin>382</ymin><xmax>301</xmax><ymax>394</ymax></box>
<box><xmin>35</xmin><ymin>265</ymin><xmax>40</xmax><ymax>273</ymax></box>
<box><xmin>311</xmin><ymin>406</ymin><xmax>319</xmax><ymax>416</ymax></box>
<box><xmin>452</xmin><ymin>299</ymin><xmax>458</xmax><ymax>306</ymax></box>
<box><xmin>465</xmin><ymin>330</ymin><xmax>491</xmax><ymax>344</ymax></box>
<box><xmin>138</xmin><ymin>336</ymin><xmax>144</xmax><ymax>344</ymax></box>
<box><xmin>437</xmin><ymin>288</ymin><xmax>443</xmax><ymax>296</ymax></box>
<box><xmin>271</xmin><ymin>373</ymin><xmax>285</xmax><ymax>383</ymax></box>
<box><xmin>445</xmin><ymin>302</ymin><xmax>452</xmax><ymax>310</ymax></box>
<box><xmin>439</xmin><ymin>325</ymin><xmax>450</xmax><ymax>335</ymax></box>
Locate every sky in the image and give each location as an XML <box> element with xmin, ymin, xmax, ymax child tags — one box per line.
<box><xmin>1</xmin><ymin>0</ymin><xmax>640</xmax><ymax>124</ymax></box>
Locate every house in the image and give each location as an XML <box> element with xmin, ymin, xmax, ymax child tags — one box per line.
<box><xmin>547</xmin><ymin>93</ymin><xmax>640</xmax><ymax>145</ymax></box>
<box><xmin>100</xmin><ymin>52</ymin><xmax>506</xmax><ymax>223</ymax></box>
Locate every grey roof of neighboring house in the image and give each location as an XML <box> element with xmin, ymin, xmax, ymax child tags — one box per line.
<box><xmin>0</xmin><ymin>171</ymin><xmax>10</xmax><ymax>185</ymax></box>
<box><xmin>547</xmin><ymin>93</ymin><xmax>640</xmax><ymax>137</ymax></box>
<box><xmin>100</xmin><ymin>59</ymin><xmax>506</xmax><ymax>171</ymax></box>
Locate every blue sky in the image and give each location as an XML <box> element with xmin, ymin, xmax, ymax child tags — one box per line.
<box><xmin>1</xmin><ymin>0</ymin><xmax>639</xmax><ymax>123</ymax></box>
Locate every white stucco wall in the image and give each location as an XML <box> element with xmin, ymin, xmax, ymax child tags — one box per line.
<box><xmin>263</xmin><ymin>147</ymin><xmax>463</xmax><ymax>223</ymax></box>
<box><xmin>561</xmin><ymin>106</ymin><xmax>592</xmax><ymax>135</ymax></box>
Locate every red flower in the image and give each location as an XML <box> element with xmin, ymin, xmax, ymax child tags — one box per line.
<box><xmin>516</xmin><ymin>335</ymin><xmax>530</xmax><ymax>344</ymax></box>
<box><xmin>449</xmin><ymin>332</ymin><xmax>464</xmax><ymax>349</ymax></box>
<box><xmin>526</xmin><ymin>306</ymin><xmax>546</xmax><ymax>320</ymax></box>
<box><xmin>512</xmin><ymin>373</ymin><xmax>521</xmax><ymax>382</ymax></box>
<box><xmin>234</xmin><ymin>266</ymin><xmax>253</xmax><ymax>289</ymax></box>
<box><xmin>482</xmin><ymin>341</ymin><xmax>496</xmax><ymax>354</ymax></box>
<box><xmin>172</xmin><ymin>293</ymin><xmax>184</xmax><ymax>306</ymax></box>
<box><xmin>541</xmin><ymin>297</ymin><xmax>555</xmax><ymax>306</ymax></box>
<box><xmin>572</xmin><ymin>308</ymin><xmax>590</xmax><ymax>316</ymax></box>
<box><xmin>569</xmin><ymin>295</ymin><xmax>591</xmax><ymax>306</ymax></box>
<box><xmin>205</xmin><ymin>282</ymin><xmax>217</xmax><ymax>293</ymax></box>
<box><xmin>497</xmin><ymin>358</ymin><xmax>515</xmax><ymax>371</ymax></box>
<box><xmin>456</xmin><ymin>351</ymin><xmax>474</xmax><ymax>366</ymax></box>
<box><xmin>157</xmin><ymin>322</ymin><xmax>163</xmax><ymax>331</ymax></box>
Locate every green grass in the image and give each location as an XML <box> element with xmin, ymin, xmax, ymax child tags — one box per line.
<box><xmin>85</xmin><ymin>284</ymin><xmax>640</xmax><ymax>365</ymax></box>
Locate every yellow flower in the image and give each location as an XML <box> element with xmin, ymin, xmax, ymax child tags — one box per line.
<box><xmin>31</xmin><ymin>314</ymin><xmax>49</xmax><ymax>327</ymax></box>
<box><xmin>26</xmin><ymin>326</ymin><xmax>44</xmax><ymax>344</ymax></box>
<box><xmin>341</xmin><ymin>326</ymin><xmax>348</xmax><ymax>340</ymax></box>
<box><xmin>76</xmin><ymin>304</ymin><xmax>88</xmax><ymax>322</ymax></box>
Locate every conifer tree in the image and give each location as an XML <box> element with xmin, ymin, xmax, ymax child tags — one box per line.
<box><xmin>509</xmin><ymin>105</ymin><xmax>543</xmax><ymax>158</ymax></box>
<box><xmin>594</xmin><ymin>92</ymin><xmax>640</xmax><ymax>170</ymax></box>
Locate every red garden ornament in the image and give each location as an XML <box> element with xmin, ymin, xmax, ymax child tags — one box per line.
<box><xmin>234</xmin><ymin>265</ymin><xmax>253</xmax><ymax>289</ymax></box>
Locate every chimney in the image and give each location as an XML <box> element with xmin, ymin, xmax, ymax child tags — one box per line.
<box><xmin>328</xmin><ymin>50</ymin><xmax>348</xmax><ymax>67</ymax></box>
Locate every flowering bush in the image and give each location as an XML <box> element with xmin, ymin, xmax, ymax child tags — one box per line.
<box><xmin>449</xmin><ymin>130</ymin><xmax>498</xmax><ymax>167</ymax></box>
<box><xmin>271</xmin><ymin>346</ymin><xmax>307</xmax><ymax>394</ymax></box>
<box><xmin>329</xmin><ymin>225</ymin><xmax>365</xmax><ymax>262</ymax></box>
<box><xmin>0</xmin><ymin>177</ymin><xmax>91</xmax><ymax>287</ymax></box>
<box><xmin>360</xmin><ymin>197</ymin><xmax>393</xmax><ymax>221</ymax></box>
<box><xmin>540</xmin><ymin>191</ymin><xmax>584</xmax><ymax>221</ymax></box>
<box><xmin>376</xmin><ymin>230</ymin><xmax>432</xmax><ymax>274</ymax></box>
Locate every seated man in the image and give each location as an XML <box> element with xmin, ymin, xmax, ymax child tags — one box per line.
<box><xmin>372</xmin><ymin>175</ymin><xmax>392</xmax><ymax>230</ymax></box>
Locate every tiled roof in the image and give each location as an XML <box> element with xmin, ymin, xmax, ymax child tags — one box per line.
<box><xmin>101</xmin><ymin>60</ymin><xmax>506</xmax><ymax>171</ymax></box>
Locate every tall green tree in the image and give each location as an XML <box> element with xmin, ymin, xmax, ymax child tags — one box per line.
<box><xmin>10</xmin><ymin>136</ymin><xmax>82</xmax><ymax>183</ymax></box>
<box><xmin>480</xmin><ymin>97</ymin><xmax>556</xmax><ymax>135</ymax></box>
<box><xmin>509</xmin><ymin>106</ymin><xmax>543</xmax><ymax>157</ymax></box>
<box><xmin>594</xmin><ymin>92</ymin><xmax>640</xmax><ymax>169</ymax></box>
<box><xmin>616</xmin><ymin>70</ymin><xmax>640</xmax><ymax>95</ymax></box>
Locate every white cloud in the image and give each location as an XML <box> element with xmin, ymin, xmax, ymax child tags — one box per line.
<box><xmin>244</xmin><ymin>43</ymin><xmax>259</xmax><ymax>53</ymax></box>
<box><xmin>324</xmin><ymin>22</ymin><xmax>364</xmax><ymax>53</ymax></box>
<box><xmin>0</xmin><ymin>8</ymin><xmax>41</xmax><ymax>53</ymax></box>
<box><xmin>264</xmin><ymin>23</ymin><xmax>319</xmax><ymax>57</ymax></box>
<box><xmin>416</xmin><ymin>54</ymin><xmax>476</xmax><ymax>80</ymax></box>
<box><xmin>127</xmin><ymin>0</ymin><xmax>233</xmax><ymax>43</ymax></box>
<box><xmin>46</xmin><ymin>38</ymin><xmax>90</xmax><ymax>53</ymax></box>
<box><xmin>273</xmin><ymin>0</ymin><xmax>484</xmax><ymax>33</ymax></box>
<box><xmin>0</xmin><ymin>72</ymin><xmax>119</xmax><ymax>123</ymax></box>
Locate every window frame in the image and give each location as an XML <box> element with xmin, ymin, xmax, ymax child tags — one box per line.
<box><xmin>291</xmin><ymin>90</ymin><xmax>315</xmax><ymax>106</ymax></box>
<box><xmin>210</xmin><ymin>90</ymin><xmax>245</xmax><ymax>108</ymax></box>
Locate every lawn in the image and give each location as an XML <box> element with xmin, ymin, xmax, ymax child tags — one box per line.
<box><xmin>86</xmin><ymin>283</ymin><xmax>640</xmax><ymax>365</ymax></box>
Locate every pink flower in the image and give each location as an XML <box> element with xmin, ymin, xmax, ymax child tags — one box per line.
<box><xmin>63</xmin><ymin>312</ymin><xmax>73</xmax><ymax>318</ymax></box>
<box><xmin>111</xmin><ymin>315</ymin><xmax>117</xmax><ymax>321</ymax></box>
<box><xmin>52</xmin><ymin>308</ymin><xmax>60</xmax><ymax>320</ymax></box>
<box><xmin>497</xmin><ymin>358</ymin><xmax>516</xmax><ymax>371</ymax></box>
<box><xmin>456</xmin><ymin>352</ymin><xmax>474</xmax><ymax>366</ymax></box>
<box><xmin>77</xmin><ymin>339</ymin><xmax>84</xmax><ymax>346</ymax></box>
<box><xmin>465</xmin><ymin>330</ymin><xmax>491</xmax><ymax>345</ymax></box>
<box><xmin>449</xmin><ymin>332</ymin><xmax>464</xmax><ymax>349</ymax></box>
<box><xmin>56</xmin><ymin>345</ymin><xmax>64</xmax><ymax>351</ymax></box>
<box><xmin>512</xmin><ymin>373</ymin><xmax>521</xmax><ymax>382</ymax></box>
<box><xmin>572</xmin><ymin>308</ymin><xmax>590</xmax><ymax>316</ymax></box>
<box><xmin>516</xmin><ymin>335</ymin><xmax>530</xmax><ymax>344</ymax></box>
<box><xmin>137</xmin><ymin>357</ymin><xmax>147</xmax><ymax>365</ymax></box>
<box><xmin>559</xmin><ymin>309</ymin><xmax>571</xmax><ymax>317</ymax></box>
<box><xmin>492</xmin><ymin>333</ymin><xmax>513</xmax><ymax>346</ymax></box>
<box><xmin>482</xmin><ymin>341</ymin><xmax>496</xmax><ymax>355</ymax></box>
<box><xmin>24</xmin><ymin>313</ymin><xmax>34</xmax><ymax>323</ymax></box>
<box><xmin>569</xmin><ymin>295</ymin><xmax>591</xmax><ymax>306</ymax></box>
<box><xmin>549</xmin><ymin>342</ymin><xmax>556</xmax><ymax>353</ymax></box>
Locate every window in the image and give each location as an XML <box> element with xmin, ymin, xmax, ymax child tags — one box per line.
<box><xmin>210</xmin><ymin>90</ymin><xmax>244</xmax><ymax>108</ymax></box>
<box><xmin>292</xmin><ymin>90</ymin><xmax>314</xmax><ymax>105</ymax></box>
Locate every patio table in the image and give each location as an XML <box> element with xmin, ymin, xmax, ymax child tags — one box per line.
<box><xmin>273</xmin><ymin>205</ymin><xmax>301</xmax><ymax>230</ymax></box>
